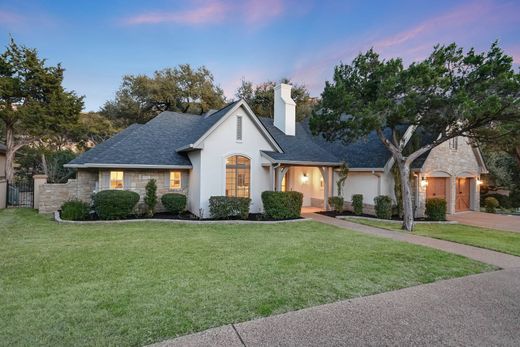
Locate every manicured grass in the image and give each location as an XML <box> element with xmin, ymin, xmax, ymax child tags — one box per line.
<box><xmin>343</xmin><ymin>217</ymin><xmax>520</xmax><ymax>256</ymax></box>
<box><xmin>0</xmin><ymin>209</ymin><xmax>493</xmax><ymax>346</ymax></box>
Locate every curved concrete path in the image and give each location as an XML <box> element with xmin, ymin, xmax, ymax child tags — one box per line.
<box><xmin>306</xmin><ymin>213</ymin><xmax>520</xmax><ymax>269</ymax></box>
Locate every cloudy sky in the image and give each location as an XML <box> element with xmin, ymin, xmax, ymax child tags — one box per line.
<box><xmin>1</xmin><ymin>0</ymin><xmax>519</xmax><ymax>111</ymax></box>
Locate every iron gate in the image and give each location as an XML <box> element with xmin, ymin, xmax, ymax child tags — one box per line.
<box><xmin>7</xmin><ymin>179</ymin><xmax>34</xmax><ymax>208</ymax></box>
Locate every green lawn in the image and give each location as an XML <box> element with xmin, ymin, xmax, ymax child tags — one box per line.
<box><xmin>0</xmin><ymin>209</ymin><xmax>493</xmax><ymax>346</ymax></box>
<box><xmin>343</xmin><ymin>217</ymin><xmax>520</xmax><ymax>256</ymax></box>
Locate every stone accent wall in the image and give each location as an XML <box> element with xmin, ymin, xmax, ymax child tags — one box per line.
<box><xmin>416</xmin><ymin>136</ymin><xmax>482</xmax><ymax>216</ymax></box>
<box><xmin>38</xmin><ymin>170</ymin><xmax>98</xmax><ymax>213</ymax></box>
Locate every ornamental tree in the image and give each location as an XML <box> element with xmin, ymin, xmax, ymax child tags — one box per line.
<box><xmin>0</xmin><ymin>38</ymin><xmax>83</xmax><ymax>182</ymax></box>
<box><xmin>310</xmin><ymin>42</ymin><xmax>520</xmax><ymax>231</ymax></box>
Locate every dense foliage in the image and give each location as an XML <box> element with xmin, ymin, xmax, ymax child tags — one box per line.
<box><xmin>425</xmin><ymin>198</ymin><xmax>447</xmax><ymax>221</ymax></box>
<box><xmin>93</xmin><ymin>190</ymin><xmax>140</xmax><ymax>220</ymax></box>
<box><xmin>374</xmin><ymin>195</ymin><xmax>393</xmax><ymax>220</ymax></box>
<box><xmin>60</xmin><ymin>199</ymin><xmax>90</xmax><ymax>221</ymax></box>
<box><xmin>352</xmin><ymin>194</ymin><xmax>363</xmax><ymax>215</ymax></box>
<box><xmin>261</xmin><ymin>191</ymin><xmax>303</xmax><ymax>220</ymax></box>
<box><xmin>310</xmin><ymin>42</ymin><xmax>520</xmax><ymax>231</ymax></box>
<box><xmin>101</xmin><ymin>64</ymin><xmax>225</xmax><ymax>127</ymax></box>
<box><xmin>209</xmin><ymin>196</ymin><xmax>251</xmax><ymax>220</ymax></box>
<box><xmin>328</xmin><ymin>196</ymin><xmax>344</xmax><ymax>213</ymax></box>
<box><xmin>144</xmin><ymin>179</ymin><xmax>157</xmax><ymax>216</ymax></box>
<box><xmin>161</xmin><ymin>193</ymin><xmax>187</xmax><ymax>215</ymax></box>
<box><xmin>484</xmin><ymin>197</ymin><xmax>499</xmax><ymax>213</ymax></box>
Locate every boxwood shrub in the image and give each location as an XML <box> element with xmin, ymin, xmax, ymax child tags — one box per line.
<box><xmin>60</xmin><ymin>199</ymin><xmax>90</xmax><ymax>221</ymax></box>
<box><xmin>374</xmin><ymin>195</ymin><xmax>393</xmax><ymax>220</ymax></box>
<box><xmin>484</xmin><ymin>196</ymin><xmax>499</xmax><ymax>213</ymax></box>
<box><xmin>352</xmin><ymin>194</ymin><xmax>363</xmax><ymax>215</ymax></box>
<box><xmin>161</xmin><ymin>193</ymin><xmax>187</xmax><ymax>215</ymax></box>
<box><xmin>93</xmin><ymin>190</ymin><xmax>140</xmax><ymax>220</ymax></box>
<box><xmin>209</xmin><ymin>196</ymin><xmax>251</xmax><ymax>220</ymax></box>
<box><xmin>262</xmin><ymin>191</ymin><xmax>303</xmax><ymax>220</ymax></box>
<box><xmin>328</xmin><ymin>196</ymin><xmax>344</xmax><ymax>213</ymax></box>
<box><xmin>425</xmin><ymin>198</ymin><xmax>447</xmax><ymax>221</ymax></box>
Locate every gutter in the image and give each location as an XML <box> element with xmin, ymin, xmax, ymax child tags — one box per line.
<box><xmin>64</xmin><ymin>163</ymin><xmax>193</xmax><ymax>169</ymax></box>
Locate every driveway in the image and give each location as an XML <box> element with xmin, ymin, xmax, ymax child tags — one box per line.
<box><xmin>448</xmin><ymin>211</ymin><xmax>520</xmax><ymax>233</ymax></box>
<box><xmin>152</xmin><ymin>268</ymin><xmax>520</xmax><ymax>346</ymax></box>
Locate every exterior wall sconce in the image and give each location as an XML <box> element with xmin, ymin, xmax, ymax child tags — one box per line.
<box><xmin>476</xmin><ymin>177</ymin><xmax>483</xmax><ymax>185</ymax></box>
<box><xmin>420</xmin><ymin>177</ymin><xmax>428</xmax><ymax>189</ymax></box>
<box><xmin>302</xmin><ymin>173</ymin><xmax>309</xmax><ymax>184</ymax></box>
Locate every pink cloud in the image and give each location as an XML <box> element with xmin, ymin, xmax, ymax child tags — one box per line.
<box><xmin>123</xmin><ymin>0</ymin><xmax>291</xmax><ymax>27</ymax></box>
<box><xmin>0</xmin><ymin>9</ymin><xmax>24</xmax><ymax>25</ymax></box>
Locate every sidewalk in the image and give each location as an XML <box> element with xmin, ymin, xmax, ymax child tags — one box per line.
<box><xmin>306</xmin><ymin>212</ymin><xmax>520</xmax><ymax>269</ymax></box>
<box><xmin>151</xmin><ymin>268</ymin><xmax>520</xmax><ymax>346</ymax></box>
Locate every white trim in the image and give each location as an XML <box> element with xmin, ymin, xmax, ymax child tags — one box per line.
<box><xmin>260</xmin><ymin>152</ymin><xmax>341</xmax><ymax>167</ymax></box>
<box><xmin>222</xmin><ymin>153</ymin><xmax>252</xmax><ymax>198</ymax></box>
<box><xmin>64</xmin><ymin>163</ymin><xmax>192</xmax><ymax>169</ymax></box>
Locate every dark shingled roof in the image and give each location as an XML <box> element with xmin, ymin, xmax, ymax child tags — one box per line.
<box><xmin>69</xmin><ymin>100</ymin><xmax>431</xmax><ymax>170</ymax></box>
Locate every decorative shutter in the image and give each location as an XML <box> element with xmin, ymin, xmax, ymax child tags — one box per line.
<box><xmin>123</xmin><ymin>172</ymin><xmax>130</xmax><ymax>190</ymax></box>
<box><xmin>236</xmin><ymin>116</ymin><xmax>242</xmax><ymax>141</ymax></box>
<box><xmin>164</xmin><ymin>171</ymin><xmax>170</xmax><ymax>189</ymax></box>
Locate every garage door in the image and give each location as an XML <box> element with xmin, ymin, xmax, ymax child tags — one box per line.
<box><xmin>456</xmin><ymin>178</ymin><xmax>471</xmax><ymax>211</ymax></box>
<box><xmin>426</xmin><ymin>177</ymin><xmax>447</xmax><ymax>200</ymax></box>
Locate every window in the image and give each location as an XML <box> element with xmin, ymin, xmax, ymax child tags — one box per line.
<box><xmin>110</xmin><ymin>171</ymin><xmax>124</xmax><ymax>189</ymax></box>
<box><xmin>236</xmin><ymin>116</ymin><xmax>243</xmax><ymax>141</ymax></box>
<box><xmin>449</xmin><ymin>137</ymin><xmax>458</xmax><ymax>150</ymax></box>
<box><xmin>281</xmin><ymin>174</ymin><xmax>287</xmax><ymax>192</ymax></box>
<box><xmin>170</xmin><ymin>171</ymin><xmax>181</xmax><ymax>189</ymax></box>
<box><xmin>226</xmin><ymin>155</ymin><xmax>250</xmax><ymax>197</ymax></box>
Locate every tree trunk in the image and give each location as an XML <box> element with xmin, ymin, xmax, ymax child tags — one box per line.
<box><xmin>5</xmin><ymin>126</ymin><xmax>16</xmax><ymax>182</ymax></box>
<box><xmin>397</xmin><ymin>160</ymin><xmax>414</xmax><ymax>231</ymax></box>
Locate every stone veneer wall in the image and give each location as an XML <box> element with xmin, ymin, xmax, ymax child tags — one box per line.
<box><xmin>38</xmin><ymin>169</ymin><xmax>189</xmax><ymax>214</ymax></box>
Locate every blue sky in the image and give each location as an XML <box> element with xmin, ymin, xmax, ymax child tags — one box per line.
<box><xmin>1</xmin><ymin>0</ymin><xmax>519</xmax><ymax>111</ymax></box>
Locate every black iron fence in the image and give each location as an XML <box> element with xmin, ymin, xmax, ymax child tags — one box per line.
<box><xmin>7</xmin><ymin>179</ymin><xmax>34</xmax><ymax>208</ymax></box>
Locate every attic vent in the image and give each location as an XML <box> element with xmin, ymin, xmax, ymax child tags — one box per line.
<box><xmin>236</xmin><ymin>116</ymin><xmax>243</xmax><ymax>141</ymax></box>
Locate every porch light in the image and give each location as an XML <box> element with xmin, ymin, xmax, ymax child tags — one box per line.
<box><xmin>476</xmin><ymin>178</ymin><xmax>483</xmax><ymax>185</ymax></box>
<box><xmin>302</xmin><ymin>173</ymin><xmax>309</xmax><ymax>184</ymax></box>
<box><xmin>420</xmin><ymin>177</ymin><xmax>428</xmax><ymax>188</ymax></box>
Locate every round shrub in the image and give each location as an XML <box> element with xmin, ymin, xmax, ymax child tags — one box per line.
<box><xmin>352</xmin><ymin>194</ymin><xmax>363</xmax><ymax>215</ymax></box>
<box><xmin>60</xmin><ymin>199</ymin><xmax>90</xmax><ymax>221</ymax></box>
<box><xmin>374</xmin><ymin>195</ymin><xmax>393</xmax><ymax>220</ymax></box>
<box><xmin>161</xmin><ymin>193</ymin><xmax>187</xmax><ymax>215</ymax></box>
<box><xmin>262</xmin><ymin>191</ymin><xmax>303</xmax><ymax>220</ymax></box>
<box><xmin>93</xmin><ymin>190</ymin><xmax>140</xmax><ymax>220</ymax></box>
<box><xmin>328</xmin><ymin>196</ymin><xmax>344</xmax><ymax>213</ymax></box>
<box><xmin>484</xmin><ymin>196</ymin><xmax>499</xmax><ymax>213</ymax></box>
<box><xmin>425</xmin><ymin>198</ymin><xmax>447</xmax><ymax>221</ymax></box>
<box><xmin>209</xmin><ymin>196</ymin><xmax>251</xmax><ymax>220</ymax></box>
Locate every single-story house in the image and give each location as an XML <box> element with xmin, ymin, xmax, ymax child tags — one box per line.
<box><xmin>37</xmin><ymin>84</ymin><xmax>486</xmax><ymax>216</ymax></box>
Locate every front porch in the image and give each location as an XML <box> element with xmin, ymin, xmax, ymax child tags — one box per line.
<box><xmin>271</xmin><ymin>165</ymin><xmax>338</xmax><ymax>210</ymax></box>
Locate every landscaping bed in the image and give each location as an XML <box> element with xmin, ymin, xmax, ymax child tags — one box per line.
<box><xmin>318</xmin><ymin>210</ymin><xmax>431</xmax><ymax>222</ymax></box>
<box><xmin>0</xmin><ymin>208</ymin><xmax>494</xmax><ymax>346</ymax></box>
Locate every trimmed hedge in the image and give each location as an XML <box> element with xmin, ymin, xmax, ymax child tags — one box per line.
<box><xmin>209</xmin><ymin>196</ymin><xmax>251</xmax><ymax>220</ymax></box>
<box><xmin>328</xmin><ymin>196</ymin><xmax>344</xmax><ymax>213</ymax></box>
<box><xmin>374</xmin><ymin>195</ymin><xmax>393</xmax><ymax>220</ymax></box>
<box><xmin>425</xmin><ymin>198</ymin><xmax>447</xmax><ymax>221</ymax></box>
<box><xmin>161</xmin><ymin>193</ymin><xmax>187</xmax><ymax>215</ymax></box>
<box><xmin>60</xmin><ymin>199</ymin><xmax>90</xmax><ymax>221</ymax></box>
<box><xmin>352</xmin><ymin>194</ymin><xmax>363</xmax><ymax>215</ymax></box>
<box><xmin>484</xmin><ymin>196</ymin><xmax>499</xmax><ymax>213</ymax></box>
<box><xmin>262</xmin><ymin>191</ymin><xmax>303</xmax><ymax>220</ymax></box>
<box><xmin>93</xmin><ymin>190</ymin><xmax>140</xmax><ymax>220</ymax></box>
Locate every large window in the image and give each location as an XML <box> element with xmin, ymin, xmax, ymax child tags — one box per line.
<box><xmin>226</xmin><ymin>155</ymin><xmax>250</xmax><ymax>197</ymax></box>
<box><xmin>170</xmin><ymin>171</ymin><xmax>181</xmax><ymax>189</ymax></box>
<box><xmin>110</xmin><ymin>171</ymin><xmax>124</xmax><ymax>189</ymax></box>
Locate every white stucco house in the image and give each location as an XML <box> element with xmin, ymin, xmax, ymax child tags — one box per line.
<box><xmin>39</xmin><ymin>84</ymin><xmax>487</xmax><ymax>217</ymax></box>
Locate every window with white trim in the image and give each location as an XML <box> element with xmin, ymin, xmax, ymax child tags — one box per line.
<box><xmin>226</xmin><ymin>155</ymin><xmax>250</xmax><ymax>197</ymax></box>
<box><xmin>170</xmin><ymin>171</ymin><xmax>182</xmax><ymax>189</ymax></box>
<box><xmin>236</xmin><ymin>116</ymin><xmax>243</xmax><ymax>141</ymax></box>
<box><xmin>110</xmin><ymin>171</ymin><xmax>124</xmax><ymax>189</ymax></box>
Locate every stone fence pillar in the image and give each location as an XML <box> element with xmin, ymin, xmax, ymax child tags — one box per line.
<box><xmin>0</xmin><ymin>179</ymin><xmax>6</xmax><ymax>209</ymax></box>
<box><xmin>33</xmin><ymin>175</ymin><xmax>48</xmax><ymax>210</ymax></box>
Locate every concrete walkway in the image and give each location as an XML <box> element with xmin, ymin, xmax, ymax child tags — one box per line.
<box><xmin>151</xmin><ymin>268</ymin><xmax>520</xmax><ymax>346</ymax></box>
<box><xmin>305</xmin><ymin>212</ymin><xmax>520</xmax><ymax>269</ymax></box>
<box><xmin>448</xmin><ymin>211</ymin><xmax>520</xmax><ymax>233</ymax></box>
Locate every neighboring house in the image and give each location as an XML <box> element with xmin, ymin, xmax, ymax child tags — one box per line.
<box><xmin>0</xmin><ymin>143</ymin><xmax>6</xmax><ymax>179</ymax></box>
<box><xmin>37</xmin><ymin>84</ymin><xmax>487</xmax><ymax>216</ymax></box>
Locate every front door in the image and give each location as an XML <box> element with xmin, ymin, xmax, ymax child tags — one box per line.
<box><xmin>456</xmin><ymin>178</ymin><xmax>470</xmax><ymax>211</ymax></box>
<box><xmin>426</xmin><ymin>177</ymin><xmax>447</xmax><ymax>200</ymax></box>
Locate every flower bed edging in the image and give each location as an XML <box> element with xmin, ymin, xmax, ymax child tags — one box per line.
<box><xmin>54</xmin><ymin>211</ymin><xmax>311</xmax><ymax>225</ymax></box>
<box><xmin>337</xmin><ymin>215</ymin><xmax>458</xmax><ymax>224</ymax></box>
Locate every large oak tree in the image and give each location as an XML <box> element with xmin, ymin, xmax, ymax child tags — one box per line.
<box><xmin>310</xmin><ymin>42</ymin><xmax>520</xmax><ymax>231</ymax></box>
<box><xmin>0</xmin><ymin>38</ymin><xmax>83</xmax><ymax>182</ymax></box>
